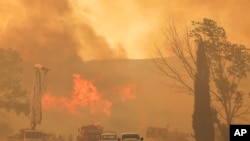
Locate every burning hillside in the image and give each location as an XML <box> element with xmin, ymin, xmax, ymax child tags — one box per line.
<box><xmin>42</xmin><ymin>73</ymin><xmax>137</xmax><ymax>117</ymax></box>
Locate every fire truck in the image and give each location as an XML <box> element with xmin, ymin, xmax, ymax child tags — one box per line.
<box><xmin>77</xmin><ymin>124</ymin><xmax>104</xmax><ymax>141</ymax></box>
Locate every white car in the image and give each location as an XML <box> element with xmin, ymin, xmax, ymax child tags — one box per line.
<box><xmin>100</xmin><ymin>132</ymin><xmax>118</xmax><ymax>141</ymax></box>
<box><xmin>120</xmin><ymin>133</ymin><xmax>143</xmax><ymax>141</ymax></box>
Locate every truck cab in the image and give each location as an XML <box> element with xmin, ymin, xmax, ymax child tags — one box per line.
<box><xmin>78</xmin><ymin>124</ymin><xmax>103</xmax><ymax>141</ymax></box>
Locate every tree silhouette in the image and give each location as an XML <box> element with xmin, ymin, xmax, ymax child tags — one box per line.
<box><xmin>155</xmin><ymin>18</ymin><xmax>250</xmax><ymax>141</ymax></box>
<box><xmin>193</xmin><ymin>41</ymin><xmax>214</xmax><ymax>141</ymax></box>
<box><xmin>0</xmin><ymin>48</ymin><xmax>29</xmax><ymax>115</ymax></box>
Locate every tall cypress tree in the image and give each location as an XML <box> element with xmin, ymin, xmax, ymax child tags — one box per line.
<box><xmin>192</xmin><ymin>42</ymin><xmax>215</xmax><ymax>141</ymax></box>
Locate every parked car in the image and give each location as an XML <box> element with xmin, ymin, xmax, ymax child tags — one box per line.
<box><xmin>119</xmin><ymin>133</ymin><xmax>143</xmax><ymax>141</ymax></box>
<box><xmin>100</xmin><ymin>132</ymin><xmax>118</xmax><ymax>141</ymax></box>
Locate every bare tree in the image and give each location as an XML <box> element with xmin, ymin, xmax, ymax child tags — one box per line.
<box><xmin>154</xmin><ymin>18</ymin><xmax>250</xmax><ymax>141</ymax></box>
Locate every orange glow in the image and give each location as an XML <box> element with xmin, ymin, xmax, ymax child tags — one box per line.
<box><xmin>42</xmin><ymin>73</ymin><xmax>112</xmax><ymax>116</ymax></box>
<box><xmin>42</xmin><ymin>74</ymin><xmax>137</xmax><ymax>117</ymax></box>
<box><xmin>111</xmin><ymin>81</ymin><xmax>137</xmax><ymax>101</ymax></box>
<box><xmin>120</xmin><ymin>82</ymin><xmax>137</xmax><ymax>101</ymax></box>
<box><xmin>0</xmin><ymin>0</ymin><xmax>249</xmax><ymax>61</ymax></box>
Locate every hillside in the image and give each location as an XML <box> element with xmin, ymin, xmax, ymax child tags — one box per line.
<box><xmin>4</xmin><ymin>58</ymin><xmax>250</xmax><ymax>138</ymax></box>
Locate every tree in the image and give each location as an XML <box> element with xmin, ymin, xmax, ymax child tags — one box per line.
<box><xmin>0</xmin><ymin>48</ymin><xmax>29</xmax><ymax>115</ymax></box>
<box><xmin>193</xmin><ymin>41</ymin><xmax>214</xmax><ymax>141</ymax></box>
<box><xmin>154</xmin><ymin>18</ymin><xmax>250</xmax><ymax>141</ymax></box>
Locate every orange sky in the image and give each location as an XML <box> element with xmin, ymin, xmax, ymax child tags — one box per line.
<box><xmin>0</xmin><ymin>0</ymin><xmax>249</xmax><ymax>61</ymax></box>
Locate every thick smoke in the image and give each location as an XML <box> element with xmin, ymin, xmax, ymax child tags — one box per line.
<box><xmin>0</xmin><ymin>0</ymin><xmax>249</xmax><ymax>61</ymax></box>
<box><xmin>0</xmin><ymin>0</ymin><xmax>127</xmax><ymax>64</ymax></box>
<box><xmin>1</xmin><ymin>0</ymin><xmax>249</xmax><ymax>138</ymax></box>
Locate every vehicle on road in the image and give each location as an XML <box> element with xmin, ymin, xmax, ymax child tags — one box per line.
<box><xmin>120</xmin><ymin>133</ymin><xmax>143</xmax><ymax>141</ymax></box>
<box><xmin>77</xmin><ymin>124</ymin><xmax>103</xmax><ymax>141</ymax></box>
<box><xmin>6</xmin><ymin>129</ymin><xmax>44</xmax><ymax>141</ymax></box>
<box><xmin>23</xmin><ymin>129</ymin><xmax>44</xmax><ymax>141</ymax></box>
<box><xmin>100</xmin><ymin>132</ymin><xmax>118</xmax><ymax>141</ymax></box>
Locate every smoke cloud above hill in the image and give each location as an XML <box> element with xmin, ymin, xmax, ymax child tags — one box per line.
<box><xmin>0</xmin><ymin>0</ymin><xmax>249</xmax><ymax>62</ymax></box>
<box><xmin>0</xmin><ymin>0</ymin><xmax>127</xmax><ymax>64</ymax></box>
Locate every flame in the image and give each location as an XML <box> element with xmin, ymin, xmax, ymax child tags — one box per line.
<box><xmin>42</xmin><ymin>73</ymin><xmax>137</xmax><ymax>117</ymax></box>
<box><xmin>42</xmin><ymin>73</ymin><xmax>112</xmax><ymax>116</ymax></box>
<box><xmin>120</xmin><ymin>82</ymin><xmax>137</xmax><ymax>101</ymax></box>
<box><xmin>72</xmin><ymin>73</ymin><xmax>112</xmax><ymax>115</ymax></box>
<box><xmin>111</xmin><ymin>81</ymin><xmax>137</xmax><ymax>101</ymax></box>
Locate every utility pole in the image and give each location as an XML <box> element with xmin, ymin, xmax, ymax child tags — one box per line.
<box><xmin>30</xmin><ymin>64</ymin><xmax>49</xmax><ymax>130</ymax></box>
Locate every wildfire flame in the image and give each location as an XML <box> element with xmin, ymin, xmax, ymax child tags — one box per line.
<box><xmin>42</xmin><ymin>73</ymin><xmax>137</xmax><ymax>116</ymax></box>
<box><xmin>42</xmin><ymin>73</ymin><xmax>112</xmax><ymax>116</ymax></box>
<box><xmin>119</xmin><ymin>82</ymin><xmax>137</xmax><ymax>101</ymax></box>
